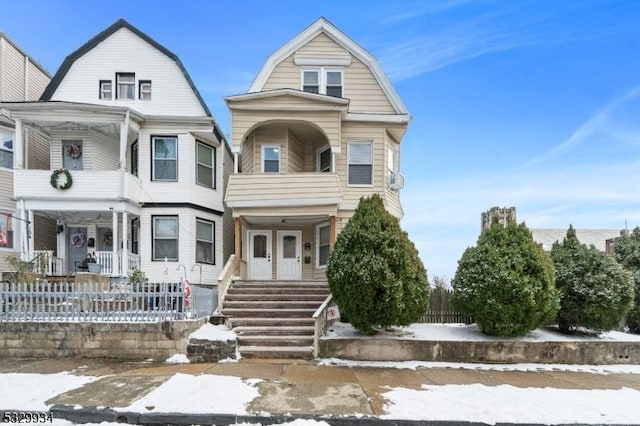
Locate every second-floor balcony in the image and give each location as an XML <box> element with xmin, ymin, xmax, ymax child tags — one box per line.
<box><xmin>14</xmin><ymin>169</ymin><xmax>142</xmax><ymax>204</ymax></box>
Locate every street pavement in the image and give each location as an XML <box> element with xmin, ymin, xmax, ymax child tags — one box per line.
<box><xmin>1</xmin><ymin>357</ymin><xmax>640</xmax><ymax>425</ymax></box>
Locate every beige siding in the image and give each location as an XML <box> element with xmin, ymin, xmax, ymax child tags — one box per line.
<box><xmin>383</xmin><ymin>131</ymin><xmax>403</xmax><ymax>217</ymax></box>
<box><xmin>27</xmin><ymin>128</ymin><xmax>50</xmax><ymax>170</ymax></box>
<box><xmin>222</xmin><ymin>144</ymin><xmax>234</xmax><ymax>263</ymax></box>
<box><xmin>287</xmin><ymin>129</ymin><xmax>304</xmax><ymax>173</ymax></box>
<box><xmin>0</xmin><ymin>169</ymin><xmax>15</xmax><ymax>210</ymax></box>
<box><xmin>253</xmin><ymin>125</ymin><xmax>287</xmax><ymax>172</ymax></box>
<box><xmin>34</xmin><ymin>216</ymin><xmax>56</xmax><ymax>251</ymax></box>
<box><xmin>2</xmin><ymin>39</ymin><xmax>26</xmax><ymax>101</ymax></box>
<box><xmin>241</xmin><ymin>134</ymin><xmax>255</xmax><ymax>173</ymax></box>
<box><xmin>262</xmin><ymin>55</ymin><xmax>298</xmax><ymax>92</ymax></box>
<box><xmin>27</xmin><ymin>60</ymin><xmax>50</xmax><ymax>100</ymax></box>
<box><xmin>226</xmin><ymin>173</ymin><xmax>342</xmax><ymax>205</ymax></box>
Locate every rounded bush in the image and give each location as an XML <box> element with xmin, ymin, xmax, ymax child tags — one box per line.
<box><xmin>326</xmin><ymin>194</ymin><xmax>429</xmax><ymax>335</ymax></box>
<box><xmin>452</xmin><ymin>221</ymin><xmax>558</xmax><ymax>337</ymax></box>
<box><xmin>552</xmin><ymin>226</ymin><xmax>634</xmax><ymax>333</ymax></box>
<box><xmin>613</xmin><ymin>227</ymin><xmax>640</xmax><ymax>333</ymax></box>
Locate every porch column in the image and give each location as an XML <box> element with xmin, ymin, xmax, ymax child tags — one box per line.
<box><xmin>233</xmin><ymin>152</ymin><xmax>239</xmax><ymax>174</ymax></box>
<box><xmin>119</xmin><ymin>111</ymin><xmax>129</xmax><ymax>169</ymax></box>
<box><xmin>14</xmin><ymin>118</ymin><xmax>24</xmax><ymax>170</ymax></box>
<box><xmin>27</xmin><ymin>210</ymin><xmax>35</xmax><ymax>261</ymax></box>
<box><xmin>331</xmin><ymin>152</ymin><xmax>336</xmax><ymax>174</ymax></box>
<box><xmin>122</xmin><ymin>211</ymin><xmax>129</xmax><ymax>277</ymax></box>
<box><xmin>112</xmin><ymin>210</ymin><xmax>119</xmax><ymax>276</ymax></box>
<box><xmin>234</xmin><ymin>218</ymin><xmax>241</xmax><ymax>275</ymax></box>
<box><xmin>329</xmin><ymin>215</ymin><xmax>337</xmax><ymax>250</ymax></box>
<box><xmin>18</xmin><ymin>200</ymin><xmax>28</xmax><ymax>261</ymax></box>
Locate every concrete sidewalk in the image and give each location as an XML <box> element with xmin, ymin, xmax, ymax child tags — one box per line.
<box><xmin>2</xmin><ymin>357</ymin><xmax>640</xmax><ymax>425</ymax></box>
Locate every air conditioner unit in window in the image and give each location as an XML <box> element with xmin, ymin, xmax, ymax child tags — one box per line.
<box><xmin>388</xmin><ymin>172</ymin><xmax>405</xmax><ymax>190</ymax></box>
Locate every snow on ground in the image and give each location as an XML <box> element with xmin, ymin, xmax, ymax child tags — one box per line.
<box><xmin>326</xmin><ymin>321</ymin><xmax>640</xmax><ymax>342</ymax></box>
<box><xmin>119</xmin><ymin>373</ymin><xmax>260</xmax><ymax>414</ymax></box>
<box><xmin>189</xmin><ymin>322</ymin><xmax>237</xmax><ymax>340</ymax></box>
<box><xmin>50</xmin><ymin>421</ymin><xmax>330</xmax><ymax>426</ymax></box>
<box><xmin>382</xmin><ymin>384</ymin><xmax>640</xmax><ymax>424</ymax></box>
<box><xmin>0</xmin><ymin>373</ymin><xmax>97</xmax><ymax>410</ymax></box>
<box><xmin>165</xmin><ymin>353</ymin><xmax>190</xmax><ymax>364</ymax></box>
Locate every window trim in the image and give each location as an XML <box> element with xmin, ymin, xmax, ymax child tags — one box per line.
<box><xmin>151</xmin><ymin>135</ymin><xmax>178</xmax><ymax>182</ymax></box>
<box><xmin>196</xmin><ymin>140</ymin><xmax>216</xmax><ymax>189</ymax></box>
<box><xmin>99</xmin><ymin>80</ymin><xmax>112</xmax><ymax>100</ymax></box>
<box><xmin>300</xmin><ymin>67</ymin><xmax>343</xmax><ymax>97</ymax></box>
<box><xmin>139</xmin><ymin>80</ymin><xmax>152</xmax><ymax>100</ymax></box>
<box><xmin>195</xmin><ymin>218</ymin><xmax>215</xmax><ymax>265</ymax></box>
<box><xmin>262</xmin><ymin>145</ymin><xmax>281</xmax><ymax>173</ymax></box>
<box><xmin>302</xmin><ymin>69</ymin><xmax>320</xmax><ymax>94</ymax></box>
<box><xmin>131</xmin><ymin>140</ymin><xmax>138</xmax><ymax>177</ymax></box>
<box><xmin>116</xmin><ymin>72</ymin><xmax>135</xmax><ymax>100</ymax></box>
<box><xmin>0</xmin><ymin>125</ymin><xmax>14</xmax><ymax>170</ymax></box>
<box><xmin>316</xmin><ymin>222</ymin><xmax>330</xmax><ymax>268</ymax></box>
<box><xmin>347</xmin><ymin>140</ymin><xmax>374</xmax><ymax>187</ymax></box>
<box><xmin>152</xmin><ymin>215</ymin><xmax>179</xmax><ymax>261</ymax></box>
<box><xmin>316</xmin><ymin>145</ymin><xmax>331</xmax><ymax>173</ymax></box>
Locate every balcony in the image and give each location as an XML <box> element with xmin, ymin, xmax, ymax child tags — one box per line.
<box><xmin>14</xmin><ymin>170</ymin><xmax>142</xmax><ymax>203</ymax></box>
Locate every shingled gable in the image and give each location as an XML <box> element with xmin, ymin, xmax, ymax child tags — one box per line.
<box><xmin>39</xmin><ymin>18</ymin><xmax>211</xmax><ymax>117</ymax></box>
<box><xmin>247</xmin><ymin>16</ymin><xmax>408</xmax><ymax>116</ymax></box>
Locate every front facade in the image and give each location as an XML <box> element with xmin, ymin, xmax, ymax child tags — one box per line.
<box><xmin>0</xmin><ymin>33</ymin><xmax>53</xmax><ymax>273</ymax></box>
<box><xmin>224</xmin><ymin>18</ymin><xmax>410</xmax><ymax>281</ymax></box>
<box><xmin>1</xmin><ymin>20</ymin><xmax>231</xmax><ymax>285</ymax></box>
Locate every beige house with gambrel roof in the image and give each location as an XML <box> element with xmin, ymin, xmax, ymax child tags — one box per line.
<box><xmin>224</xmin><ymin>17</ymin><xmax>410</xmax><ymax>281</ymax></box>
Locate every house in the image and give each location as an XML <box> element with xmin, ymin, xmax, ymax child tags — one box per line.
<box><xmin>0</xmin><ymin>33</ymin><xmax>53</xmax><ymax>274</ymax></box>
<box><xmin>531</xmin><ymin>228</ymin><xmax>625</xmax><ymax>253</ymax></box>
<box><xmin>0</xmin><ymin>19</ymin><xmax>232</xmax><ymax>285</ymax></box>
<box><xmin>224</xmin><ymin>17</ymin><xmax>410</xmax><ymax>281</ymax></box>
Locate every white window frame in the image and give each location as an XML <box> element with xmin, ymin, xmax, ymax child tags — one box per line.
<box><xmin>316</xmin><ymin>145</ymin><xmax>331</xmax><ymax>173</ymax></box>
<box><xmin>139</xmin><ymin>80</ymin><xmax>152</xmax><ymax>100</ymax></box>
<box><xmin>196</xmin><ymin>141</ymin><xmax>215</xmax><ymax>188</ymax></box>
<box><xmin>152</xmin><ymin>136</ymin><xmax>178</xmax><ymax>181</ymax></box>
<box><xmin>262</xmin><ymin>145</ymin><xmax>281</xmax><ymax>173</ymax></box>
<box><xmin>99</xmin><ymin>80</ymin><xmax>112</xmax><ymax>100</ymax></box>
<box><xmin>0</xmin><ymin>126</ymin><xmax>14</xmax><ymax>170</ymax></box>
<box><xmin>316</xmin><ymin>222</ymin><xmax>331</xmax><ymax>268</ymax></box>
<box><xmin>300</xmin><ymin>67</ymin><xmax>343</xmax><ymax>97</ymax></box>
<box><xmin>347</xmin><ymin>140</ymin><xmax>374</xmax><ymax>186</ymax></box>
<box><xmin>196</xmin><ymin>218</ymin><xmax>215</xmax><ymax>265</ymax></box>
<box><xmin>152</xmin><ymin>216</ymin><xmax>178</xmax><ymax>261</ymax></box>
<box><xmin>116</xmin><ymin>72</ymin><xmax>135</xmax><ymax>100</ymax></box>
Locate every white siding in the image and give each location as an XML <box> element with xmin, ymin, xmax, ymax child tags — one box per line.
<box><xmin>51</xmin><ymin>27</ymin><xmax>206</xmax><ymax>116</ymax></box>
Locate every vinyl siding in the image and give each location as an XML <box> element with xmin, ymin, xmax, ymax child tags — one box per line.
<box><xmin>253</xmin><ymin>125</ymin><xmax>287</xmax><ymax>173</ymax></box>
<box><xmin>383</xmin><ymin>131</ymin><xmax>403</xmax><ymax>217</ymax></box>
<box><xmin>27</xmin><ymin>128</ymin><xmax>50</xmax><ymax>170</ymax></box>
<box><xmin>34</xmin><ymin>216</ymin><xmax>57</xmax><ymax>251</ymax></box>
<box><xmin>51</xmin><ymin>27</ymin><xmax>206</xmax><ymax>116</ymax></box>
<box><xmin>222</xmin><ymin>144</ymin><xmax>234</xmax><ymax>264</ymax></box>
<box><xmin>287</xmin><ymin>129</ymin><xmax>304</xmax><ymax>173</ymax></box>
<box><xmin>1</xmin><ymin>39</ymin><xmax>26</xmax><ymax>101</ymax></box>
<box><xmin>0</xmin><ymin>169</ymin><xmax>14</xmax><ymax>210</ymax></box>
<box><xmin>241</xmin><ymin>134</ymin><xmax>255</xmax><ymax>173</ymax></box>
<box><xmin>27</xmin><ymin>60</ymin><xmax>50</xmax><ymax>101</ymax></box>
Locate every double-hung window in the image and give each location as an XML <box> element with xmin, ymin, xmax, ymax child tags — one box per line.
<box><xmin>116</xmin><ymin>72</ymin><xmax>135</xmax><ymax>100</ymax></box>
<box><xmin>0</xmin><ymin>127</ymin><xmax>14</xmax><ymax>169</ymax></box>
<box><xmin>302</xmin><ymin>68</ymin><xmax>343</xmax><ymax>97</ymax></box>
<box><xmin>317</xmin><ymin>147</ymin><xmax>331</xmax><ymax>173</ymax></box>
<box><xmin>139</xmin><ymin>80</ymin><xmax>152</xmax><ymax>100</ymax></box>
<box><xmin>196</xmin><ymin>219</ymin><xmax>215</xmax><ymax>264</ymax></box>
<box><xmin>99</xmin><ymin>80</ymin><xmax>112</xmax><ymax>100</ymax></box>
<box><xmin>196</xmin><ymin>141</ymin><xmax>215</xmax><ymax>188</ymax></box>
<box><xmin>152</xmin><ymin>216</ymin><xmax>178</xmax><ymax>261</ymax></box>
<box><xmin>316</xmin><ymin>223</ymin><xmax>330</xmax><ymax>268</ymax></box>
<box><xmin>348</xmin><ymin>141</ymin><xmax>373</xmax><ymax>185</ymax></box>
<box><xmin>263</xmin><ymin>146</ymin><xmax>280</xmax><ymax>173</ymax></box>
<box><xmin>152</xmin><ymin>136</ymin><xmax>177</xmax><ymax>181</ymax></box>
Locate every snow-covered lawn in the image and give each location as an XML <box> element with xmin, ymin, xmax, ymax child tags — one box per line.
<box><xmin>0</xmin><ymin>373</ymin><xmax>97</xmax><ymax>411</ymax></box>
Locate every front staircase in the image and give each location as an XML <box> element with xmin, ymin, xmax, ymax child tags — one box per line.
<box><xmin>222</xmin><ymin>280</ymin><xmax>330</xmax><ymax>359</ymax></box>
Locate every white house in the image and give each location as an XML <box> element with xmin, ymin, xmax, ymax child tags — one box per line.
<box><xmin>0</xmin><ymin>19</ymin><xmax>232</xmax><ymax>285</ymax></box>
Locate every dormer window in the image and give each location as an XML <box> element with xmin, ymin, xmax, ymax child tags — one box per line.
<box><xmin>116</xmin><ymin>72</ymin><xmax>135</xmax><ymax>100</ymax></box>
<box><xmin>301</xmin><ymin>68</ymin><xmax>343</xmax><ymax>97</ymax></box>
<box><xmin>99</xmin><ymin>80</ymin><xmax>112</xmax><ymax>100</ymax></box>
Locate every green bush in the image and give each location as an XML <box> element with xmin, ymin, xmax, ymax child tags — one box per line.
<box><xmin>326</xmin><ymin>194</ymin><xmax>429</xmax><ymax>335</ymax></box>
<box><xmin>452</xmin><ymin>221</ymin><xmax>558</xmax><ymax>337</ymax></box>
<box><xmin>613</xmin><ymin>227</ymin><xmax>640</xmax><ymax>333</ymax></box>
<box><xmin>551</xmin><ymin>226</ymin><xmax>634</xmax><ymax>333</ymax></box>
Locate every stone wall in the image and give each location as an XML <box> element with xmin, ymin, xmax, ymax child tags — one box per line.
<box><xmin>0</xmin><ymin>318</ymin><xmax>207</xmax><ymax>360</ymax></box>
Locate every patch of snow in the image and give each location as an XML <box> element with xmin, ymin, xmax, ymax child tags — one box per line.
<box><xmin>382</xmin><ymin>384</ymin><xmax>640</xmax><ymax>424</ymax></box>
<box><xmin>0</xmin><ymin>373</ymin><xmax>97</xmax><ymax>411</ymax></box>
<box><xmin>119</xmin><ymin>373</ymin><xmax>260</xmax><ymax>414</ymax></box>
<box><xmin>165</xmin><ymin>353</ymin><xmax>190</xmax><ymax>364</ymax></box>
<box><xmin>219</xmin><ymin>356</ymin><xmax>239</xmax><ymax>363</ymax></box>
<box><xmin>325</xmin><ymin>322</ymin><xmax>640</xmax><ymax>342</ymax></box>
<box><xmin>189</xmin><ymin>323</ymin><xmax>237</xmax><ymax>341</ymax></box>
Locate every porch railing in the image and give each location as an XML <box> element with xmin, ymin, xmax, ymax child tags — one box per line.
<box><xmin>217</xmin><ymin>254</ymin><xmax>236</xmax><ymax>308</ymax></box>
<box><xmin>94</xmin><ymin>251</ymin><xmax>141</xmax><ymax>276</ymax></box>
<box><xmin>312</xmin><ymin>294</ymin><xmax>337</xmax><ymax>358</ymax></box>
<box><xmin>33</xmin><ymin>251</ymin><xmax>64</xmax><ymax>276</ymax></box>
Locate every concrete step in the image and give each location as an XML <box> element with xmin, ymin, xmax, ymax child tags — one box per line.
<box><xmin>227</xmin><ymin>317</ymin><xmax>315</xmax><ymax>327</ymax></box>
<box><xmin>224</xmin><ymin>301</ymin><xmax>323</xmax><ymax>309</ymax></box>
<box><xmin>223</xmin><ymin>308</ymin><xmax>316</xmax><ymax>318</ymax></box>
<box><xmin>227</xmin><ymin>287</ymin><xmax>329</xmax><ymax>295</ymax></box>
<box><xmin>239</xmin><ymin>345</ymin><xmax>314</xmax><ymax>360</ymax></box>
<box><xmin>237</xmin><ymin>335</ymin><xmax>314</xmax><ymax>347</ymax></box>
<box><xmin>225</xmin><ymin>294</ymin><xmax>329</xmax><ymax>302</ymax></box>
<box><xmin>233</xmin><ymin>326</ymin><xmax>315</xmax><ymax>336</ymax></box>
<box><xmin>235</xmin><ymin>280</ymin><xmax>327</xmax><ymax>286</ymax></box>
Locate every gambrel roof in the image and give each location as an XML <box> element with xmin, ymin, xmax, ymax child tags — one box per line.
<box><xmin>39</xmin><ymin>18</ymin><xmax>211</xmax><ymax>116</ymax></box>
<box><xmin>248</xmin><ymin>17</ymin><xmax>408</xmax><ymax>115</ymax></box>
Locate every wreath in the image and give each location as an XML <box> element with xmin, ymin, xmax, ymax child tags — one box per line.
<box><xmin>102</xmin><ymin>230</ymin><xmax>113</xmax><ymax>247</ymax></box>
<box><xmin>50</xmin><ymin>169</ymin><xmax>73</xmax><ymax>190</ymax></box>
<box><xmin>65</xmin><ymin>143</ymin><xmax>82</xmax><ymax>159</ymax></box>
<box><xmin>71</xmin><ymin>232</ymin><xmax>85</xmax><ymax>248</ymax></box>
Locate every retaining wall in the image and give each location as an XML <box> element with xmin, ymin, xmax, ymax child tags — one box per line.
<box><xmin>0</xmin><ymin>318</ymin><xmax>207</xmax><ymax>360</ymax></box>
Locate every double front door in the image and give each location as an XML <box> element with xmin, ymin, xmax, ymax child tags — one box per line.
<box><xmin>248</xmin><ymin>230</ymin><xmax>301</xmax><ymax>280</ymax></box>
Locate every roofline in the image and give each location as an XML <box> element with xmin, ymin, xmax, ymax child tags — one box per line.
<box><xmin>38</xmin><ymin>18</ymin><xmax>212</xmax><ymax>117</ymax></box>
<box><xmin>0</xmin><ymin>32</ymin><xmax>52</xmax><ymax>78</ymax></box>
<box><xmin>247</xmin><ymin>17</ymin><xmax>408</xmax><ymax>115</ymax></box>
<box><xmin>225</xmin><ymin>88</ymin><xmax>350</xmax><ymax>105</ymax></box>
<box><xmin>1</xmin><ymin>100</ymin><xmax>144</xmax><ymax>122</ymax></box>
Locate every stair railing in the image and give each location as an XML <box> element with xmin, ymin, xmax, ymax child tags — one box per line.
<box><xmin>217</xmin><ymin>254</ymin><xmax>236</xmax><ymax>308</ymax></box>
<box><xmin>312</xmin><ymin>294</ymin><xmax>336</xmax><ymax>358</ymax></box>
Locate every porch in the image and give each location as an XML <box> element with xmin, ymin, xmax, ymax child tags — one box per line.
<box><xmin>33</xmin><ymin>249</ymin><xmax>141</xmax><ymax>277</ymax></box>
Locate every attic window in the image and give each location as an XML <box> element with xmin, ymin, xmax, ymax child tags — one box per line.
<box><xmin>301</xmin><ymin>68</ymin><xmax>343</xmax><ymax>97</ymax></box>
<box><xmin>116</xmin><ymin>73</ymin><xmax>135</xmax><ymax>100</ymax></box>
<box><xmin>99</xmin><ymin>80</ymin><xmax>112</xmax><ymax>100</ymax></box>
<box><xmin>139</xmin><ymin>80</ymin><xmax>152</xmax><ymax>100</ymax></box>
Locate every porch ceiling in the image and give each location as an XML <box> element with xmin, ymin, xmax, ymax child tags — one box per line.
<box><xmin>36</xmin><ymin>210</ymin><xmax>138</xmax><ymax>225</ymax></box>
<box><xmin>243</xmin><ymin>215</ymin><xmax>329</xmax><ymax>227</ymax></box>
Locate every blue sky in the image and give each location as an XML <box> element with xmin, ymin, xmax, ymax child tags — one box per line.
<box><xmin>2</xmin><ymin>0</ymin><xmax>639</xmax><ymax>280</ymax></box>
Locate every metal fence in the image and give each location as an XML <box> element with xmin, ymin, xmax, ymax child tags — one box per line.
<box><xmin>421</xmin><ymin>287</ymin><xmax>474</xmax><ymax>324</ymax></box>
<box><xmin>0</xmin><ymin>281</ymin><xmax>217</xmax><ymax>322</ymax></box>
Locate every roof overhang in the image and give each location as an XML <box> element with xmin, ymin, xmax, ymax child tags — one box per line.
<box><xmin>0</xmin><ymin>101</ymin><xmax>144</xmax><ymax>124</ymax></box>
<box><xmin>226</xmin><ymin>88</ymin><xmax>350</xmax><ymax>111</ymax></box>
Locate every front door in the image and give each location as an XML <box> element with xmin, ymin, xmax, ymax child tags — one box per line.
<box><xmin>277</xmin><ymin>230</ymin><xmax>301</xmax><ymax>280</ymax></box>
<box><xmin>248</xmin><ymin>230</ymin><xmax>272</xmax><ymax>280</ymax></box>
<box><xmin>67</xmin><ymin>227</ymin><xmax>88</xmax><ymax>274</ymax></box>
<box><xmin>62</xmin><ymin>140</ymin><xmax>83</xmax><ymax>170</ymax></box>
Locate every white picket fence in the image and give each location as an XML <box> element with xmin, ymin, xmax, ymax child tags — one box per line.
<box><xmin>0</xmin><ymin>281</ymin><xmax>217</xmax><ymax>322</ymax></box>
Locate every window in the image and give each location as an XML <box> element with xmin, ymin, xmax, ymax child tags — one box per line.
<box><xmin>99</xmin><ymin>80</ymin><xmax>112</xmax><ymax>100</ymax></box>
<box><xmin>263</xmin><ymin>146</ymin><xmax>280</xmax><ymax>173</ymax></box>
<box><xmin>301</xmin><ymin>68</ymin><xmax>343</xmax><ymax>97</ymax></box>
<box><xmin>196</xmin><ymin>141</ymin><xmax>215</xmax><ymax>188</ymax></box>
<box><xmin>139</xmin><ymin>80</ymin><xmax>152</xmax><ymax>100</ymax></box>
<box><xmin>153</xmin><ymin>216</ymin><xmax>178</xmax><ymax>261</ymax></box>
<box><xmin>0</xmin><ymin>210</ymin><xmax>16</xmax><ymax>249</ymax></box>
<box><xmin>317</xmin><ymin>146</ymin><xmax>331</xmax><ymax>173</ymax></box>
<box><xmin>0</xmin><ymin>127</ymin><xmax>14</xmax><ymax>169</ymax></box>
<box><xmin>316</xmin><ymin>223</ymin><xmax>330</xmax><ymax>267</ymax></box>
<box><xmin>152</xmin><ymin>136</ymin><xmax>177</xmax><ymax>181</ymax></box>
<box><xmin>131</xmin><ymin>218</ymin><xmax>139</xmax><ymax>255</ymax></box>
<box><xmin>131</xmin><ymin>141</ymin><xmax>138</xmax><ymax>177</ymax></box>
<box><xmin>348</xmin><ymin>141</ymin><xmax>373</xmax><ymax>185</ymax></box>
<box><xmin>116</xmin><ymin>72</ymin><xmax>135</xmax><ymax>100</ymax></box>
<box><xmin>196</xmin><ymin>219</ymin><xmax>215</xmax><ymax>264</ymax></box>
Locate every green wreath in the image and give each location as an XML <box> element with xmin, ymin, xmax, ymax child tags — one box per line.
<box><xmin>50</xmin><ymin>168</ymin><xmax>73</xmax><ymax>190</ymax></box>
